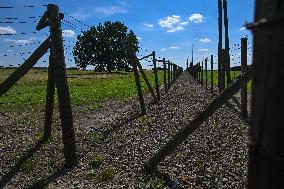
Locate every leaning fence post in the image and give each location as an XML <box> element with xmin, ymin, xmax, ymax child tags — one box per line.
<box><xmin>241</xmin><ymin>37</ymin><xmax>248</xmax><ymax>119</ymax></box>
<box><xmin>145</xmin><ymin>64</ymin><xmax>254</xmax><ymax>171</ymax></box>
<box><xmin>131</xmin><ymin>55</ymin><xmax>146</xmax><ymax>115</ymax></box>
<box><xmin>152</xmin><ymin>51</ymin><xmax>160</xmax><ymax>101</ymax></box>
<box><xmin>163</xmin><ymin>58</ymin><xmax>167</xmax><ymax>93</ymax></box>
<box><xmin>136</xmin><ymin>60</ymin><xmax>158</xmax><ymax>103</ymax></box>
<box><xmin>47</xmin><ymin>4</ymin><xmax>77</xmax><ymax>168</ymax></box>
<box><xmin>0</xmin><ymin>38</ymin><xmax>50</xmax><ymax>97</ymax></box>
<box><xmin>211</xmin><ymin>55</ymin><xmax>214</xmax><ymax>94</ymax></box>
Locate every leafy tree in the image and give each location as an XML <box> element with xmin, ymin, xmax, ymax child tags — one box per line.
<box><xmin>73</xmin><ymin>21</ymin><xmax>139</xmax><ymax>72</ymax></box>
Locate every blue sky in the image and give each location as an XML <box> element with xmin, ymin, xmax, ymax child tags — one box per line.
<box><xmin>0</xmin><ymin>0</ymin><xmax>254</xmax><ymax>69</ymax></box>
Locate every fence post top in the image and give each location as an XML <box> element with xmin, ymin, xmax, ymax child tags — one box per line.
<box><xmin>47</xmin><ymin>4</ymin><xmax>59</xmax><ymax>18</ymax></box>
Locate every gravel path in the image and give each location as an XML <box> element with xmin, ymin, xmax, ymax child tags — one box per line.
<box><xmin>0</xmin><ymin>72</ymin><xmax>249</xmax><ymax>189</ymax></box>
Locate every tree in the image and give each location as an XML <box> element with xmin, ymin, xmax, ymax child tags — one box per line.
<box><xmin>73</xmin><ymin>21</ymin><xmax>139</xmax><ymax>72</ymax></box>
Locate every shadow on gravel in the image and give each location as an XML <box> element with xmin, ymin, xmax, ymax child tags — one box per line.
<box><xmin>102</xmin><ymin>111</ymin><xmax>142</xmax><ymax>137</ymax></box>
<box><xmin>0</xmin><ymin>137</ymin><xmax>47</xmax><ymax>189</ymax></box>
<box><xmin>28</xmin><ymin>167</ymin><xmax>70</xmax><ymax>189</ymax></box>
<box><xmin>150</xmin><ymin>170</ymin><xmax>182</xmax><ymax>189</ymax></box>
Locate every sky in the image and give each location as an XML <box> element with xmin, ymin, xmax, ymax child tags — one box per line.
<box><xmin>0</xmin><ymin>0</ymin><xmax>254</xmax><ymax>70</ymax></box>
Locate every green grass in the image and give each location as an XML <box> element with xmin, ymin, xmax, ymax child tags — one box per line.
<box><xmin>88</xmin><ymin>153</ymin><xmax>106</xmax><ymax>168</ymax></box>
<box><xmin>0</xmin><ymin>69</ymin><xmax>166</xmax><ymax>111</ymax></box>
<box><xmin>200</xmin><ymin>70</ymin><xmax>252</xmax><ymax>90</ymax></box>
<box><xmin>87</xmin><ymin>167</ymin><xmax>116</xmax><ymax>182</ymax></box>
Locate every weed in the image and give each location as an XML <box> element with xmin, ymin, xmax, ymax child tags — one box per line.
<box><xmin>147</xmin><ymin>177</ymin><xmax>166</xmax><ymax>189</ymax></box>
<box><xmin>137</xmin><ymin>115</ymin><xmax>148</xmax><ymax>124</ymax></box>
<box><xmin>89</xmin><ymin>133</ymin><xmax>105</xmax><ymax>143</ymax></box>
<box><xmin>86</xmin><ymin>171</ymin><xmax>96</xmax><ymax>180</ymax></box>
<box><xmin>30</xmin><ymin>178</ymin><xmax>50</xmax><ymax>189</ymax></box>
<box><xmin>20</xmin><ymin>159</ymin><xmax>35</xmax><ymax>173</ymax></box>
<box><xmin>88</xmin><ymin>153</ymin><xmax>106</xmax><ymax>168</ymax></box>
<box><xmin>96</xmin><ymin>167</ymin><xmax>115</xmax><ymax>182</ymax></box>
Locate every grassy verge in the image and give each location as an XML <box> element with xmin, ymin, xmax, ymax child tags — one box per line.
<box><xmin>0</xmin><ymin>69</ymin><xmax>165</xmax><ymax>111</ymax></box>
<box><xmin>201</xmin><ymin>70</ymin><xmax>252</xmax><ymax>90</ymax></box>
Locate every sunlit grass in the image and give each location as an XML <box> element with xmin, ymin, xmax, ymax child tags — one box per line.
<box><xmin>0</xmin><ymin>68</ymin><xmax>165</xmax><ymax>111</ymax></box>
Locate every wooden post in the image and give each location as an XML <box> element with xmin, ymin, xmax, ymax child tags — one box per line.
<box><xmin>170</xmin><ymin>63</ymin><xmax>173</xmax><ymax>84</ymax></box>
<box><xmin>163</xmin><ymin>58</ymin><xmax>167</xmax><ymax>93</ymax></box>
<box><xmin>48</xmin><ymin>4</ymin><xmax>77</xmax><ymax>168</ymax></box>
<box><xmin>241</xmin><ymin>38</ymin><xmax>248</xmax><ymax>119</ymax></box>
<box><xmin>248</xmin><ymin>1</ymin><xmax>284</xmax><ymax>188</ymax></box>
<box><xmin>43</xmin><ymin>46</ymin><xmax>56</xmax><ymax>139</ymax></box>
<box><xmin>152</xmin><ymin>51</ymin><xmax>160</xmax><ymax>101</ymax></box>
<box><xmin>131</xmin><ymin>56</ymin><xmax>146</xmax><ymax>115</ymax></box>
<box><xmin>0</xmin><ymin>38</ymin><xmax>50</xmax><ymax>97</ymax></box>
<box><xmin>198</xmin><ymin>63</ymin><xmax>201</xmax><ymax>82</ymax></box>
<box><xmin>173</xmin><ymin>64</ymin><xmax>176</xmax><ymax>81</ymax></box>
<box><xmin>145</xmin><ymin>64</ymin><xmax>254</xmax><ymax>171</ymax></box>
<box><xmin>220</xmin><ymin>49</ymin><xmax>226</xmax><ymax>92</ymax></box>
<box><xmin>186</xmin><ymin>59</ymin><xmax>189</xmax><ymax>69</ymax></box>
<box><xmin>218</xmin><ymin>0</ymin><xmax>223</xmax><ymax>91</ymax></box>
<box><xmin>167</xmin><ymin>61</ymin><xmax>170</xmax><ymax>90</ymax></box>
<box><xmin>201</xmin><ymin>61</ymin><xmax>204</xmax><ymax>86</ymax></box>
<box><xmin>136</xmin><ymin>60</ymin><xmax>158</xmax><ymax>103</ymax></box>
<box><xmin>211</xmin><ymin>55</ymin><xmax>214</xmax><ymax>94</ymax></box>
<box><xmin>223</xmin><ymin>0</ymin><xmax>231</xmax><ymax>85</ymax></box>
<box><xmin>205</xmin><ymin>58</ymin><xmax>208</xmax><ymax>90</ymax></box>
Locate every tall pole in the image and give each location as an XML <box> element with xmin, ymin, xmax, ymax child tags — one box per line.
<box><xmin>186</xmin><ymin>59</ymin><xmax>189</xmax><ymax>69</ymax></box>
<box><xmin>191</xmin><ymin>43</ymin><xmax>194</xmax><ymax>67</ymax></box>
<box><xmin>241</xmin><ymin>38</ymin><xmax>248</xmax><ymax>119</ymax></box>
<box><xmin>248</xmin><ymin>1</ymin><xmax>284</xmax><ymax>188</ymax></box>
<box><xmin>205</xmin><ymin>58</ymin><xmax>208</xmax><ymax>90</ymax></box>
<box><xmin>163</xmin><ymin>58</ymin><xmax>167</xmax><ymax>93</ymax></box>
<box><xmin>47</xmin><ymin>4</ymin><xmax>77</xmax><ymax>168</ymax></box>
<box><xmin>210</xmin><ymin>55</ymin><xmax>214</xmax><ymax>94</ymax></box>
<box><xmin>152</xmin><ymin>51</ymin><xmax>160</xmax><ymax>101</ymax></box>
<box><xmin>167</xmin><ymin>61</ymin><xmax>170</xmax><ymax>90</ymax></box>
<box><xmin>221</xmin><ymin>49</ymin><xmax>226</xmax><ymax>91</ymax></box>
<box><xmin>218</xmin><ymin>0</ymin><xmax>223</xmax><ymax>92</ymax></box>
<box><xmin>201</xmin><ymin>61</ymin><xmax>204</xmax><ymax>86</ymax></box>
<box><xmin>223</xmin><ymin>0</ymin><xmax>231</xmax><ymax>85</ymax></box>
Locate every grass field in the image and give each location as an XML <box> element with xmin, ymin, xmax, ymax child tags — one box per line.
<box><xmin>201</xmin><ymin>70</ymin><xmax>252</xmax><ymax>90</ymax></box>
<box><xmin>0</xmin><ymin>69</ymin><xmax>165</xmax><ymax>111</ymax></box>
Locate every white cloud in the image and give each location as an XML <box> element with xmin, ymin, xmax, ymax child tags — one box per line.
<box><xmin>200</xmin><ymin>37</ymin><xmax>211</xmax><ymax>43</ymax></box>
<box><xmin>180</xmin><ymin>21</ymin><xmax>189</xmax><ymax>26</ymax></box>
<box><xmin>0</xmin><ymin>26</ymin><xmax>16</xmax><ymax>34</ymax></box>
<box><xmin>137</xmin><ymin>36</ymin><xmax>143</xmax><ymax>41</ymax></box>
<box><xmin>189</xmin><ymin>13</ymin><xmax>204</xmax><ymax>23</ymax></box>
<box><xmin>158</xmin><ymin>15</ymin><xmax>186</xmax><ymax>33</ymax></box>
<box><xmin>240</xmin><ymin>27</ymin><xmax>246</xmax><ymax>31</ymax></box>
<box><xmin>170</xmin><ymin>46</ymin><xmax>179</xmax><ymax>50</ymax></box>
<box><xmin>198</xmin><ymin>48</ymin><xmax>209</xmax><ymax>52</ymax></box>
<box><xmin>94</xmin><ymin>6</ymin><xmax>127</xmax><ymax>15</ymax></box>
<box><xmin>71</xmin><ymin>9</ymin><xmax>92</xmax><ymax>20</ymax></box>
<box><xmin>71</xmin><ymin>2</ymin><xmax>128</xmax><ymax>19</ymax></box>
<box><xmin>63</xmin><ymin>30</ymin><xmax>75</xmax><ymax>38</ymax></box>
<box><xmin>4</xmin><ymin>39</ymin><xmax>32</xmax><ymax>45</ymax></box>
<box><xmin>160</xmin><ymin>48</ymin><xmax>166</xmax><ymax>51</ymax></box>
<box><xmin>168</xmin><ymin>26</ymin><xmax>184</xmax><ymax>33</ymax></box>
<box><xmin>144</xmin><ymin>23</ymin><xmax>154</xmax><ymax>28</ymax></box>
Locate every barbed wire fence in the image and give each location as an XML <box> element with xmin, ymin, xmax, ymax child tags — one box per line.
<box><xmin>0</xmin><ymin>5</ymin><xmax>183</xmax><ymax>184</ymax></box>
